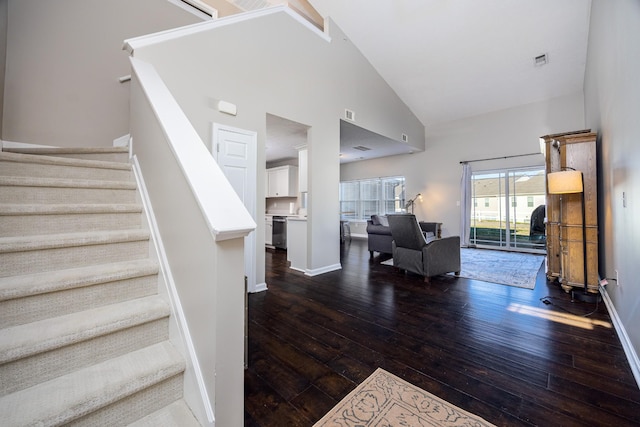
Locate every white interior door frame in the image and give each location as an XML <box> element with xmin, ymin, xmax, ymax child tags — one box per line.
<box><xmin>211</xmin><ymin>123</ymin><xmax>259</xmax><ymax>292</ymax></box>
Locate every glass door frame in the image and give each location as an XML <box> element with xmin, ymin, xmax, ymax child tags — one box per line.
<box><xmin>469</xmin><ymin>166</ymin><xmax>546</xmax><ymax>254</ymax></box>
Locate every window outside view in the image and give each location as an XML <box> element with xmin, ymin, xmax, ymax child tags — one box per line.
<box><xmin>470</xmin><ymin>168</ymin><xmax>546</xmax><ymax>252</ymax></box>
<box><xmin>340</xmin><ymin>177</ymin><xmax>405</xmax><ymax>220</ymax></box>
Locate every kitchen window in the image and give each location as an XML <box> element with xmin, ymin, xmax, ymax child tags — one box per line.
<box><xmin>339</xmin><ymin>176</ymin><xmax>405</xmax><ymax>220</ymax></box>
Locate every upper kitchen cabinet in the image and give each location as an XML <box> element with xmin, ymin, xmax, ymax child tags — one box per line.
<box><xmin>267</xmin><ymin>165</ymin><xmax>298</xmax><ymax>197</ymax></box>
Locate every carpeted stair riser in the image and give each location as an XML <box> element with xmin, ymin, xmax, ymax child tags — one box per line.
<box><xmin>0</xmin><ymin>296</ymin><xmax>170</xmax><ymax>365</ymax></box>
<box><xmin>0</xmin><ymin>273</ymin><xmax>158</xmax><ymax>327</ymax></box>
<box><xmin>0</xmin><ymin>231</ymin><xmax>151</xmax><ymax>277</ymax></box>
<box><xmin>0</xmin><ymin>158</ymin><xmax>133</xmax><ymax>182</ymax></box>
<box><xmin>129</xmin><ymin>399</ymin><xmax>202</xmax><ymax>427</ymax></box>
<box><xmin>0</xmin><ymin>342</ymin><xmax>184</xmax><ymax>426</ymax></box>
<box><xmin>0</xmin><ymin>180</ymin><xmax>138</xmax><ymax>204</ymax></box>
<box><xmin>0</xmin><ymin>207</ymin><xmax>144</xmax><ymax>237</ymax></box>
<box><xmin>0</xmin><ymin>317</ymin><xmax>169</xmax><ymax>396</ymax></box>
<box><xmin>68</xmin><ymin>374</ymin><xmax>184</xmax><ymax>427</ymax></box>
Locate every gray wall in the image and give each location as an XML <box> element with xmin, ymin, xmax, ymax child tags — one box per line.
<box><xmin>0</xmin><ymin>0</ymin><xmax>7</xmax><ymax>137</ymax></box>
<box><xmin>584</xmin><ymin>0</ymin><xmax>640</xmax><ymax>360</ymax></box>
<box><xmin>2</xmin><ymin>0</ymin><xmax>202</xmax><ymax>146</ymax></box>
<box><xmin>130</xmin><ymin>9</ymin><xmax>425</xmax><ymax>282</ymax></box>
<box><xmin>341</xmin><ymin>92</ymin><xmax>585</xmax><ymax>237</ymax></box>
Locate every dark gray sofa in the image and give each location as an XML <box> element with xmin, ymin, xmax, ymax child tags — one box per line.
<box><xmin>366</xmin><ymin>215</ymin><xmax>442</xmax><ymax>258</ymax></box>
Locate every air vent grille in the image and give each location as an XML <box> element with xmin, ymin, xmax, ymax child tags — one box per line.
<box><xmin>353</xmin><ymin>145</ymin><xmax>371</xmax><ymax>151</ymax></box>
<box><xmin>345</xmin><ymin>109</ymin><xmax>355</xmax><ymax>121</ymax></box>
<box><xmin>402</xmin><ymin>133</ymin><xmax>409</xmax><ymax>142</ymax></box>
<box><xmin>534</xmin><ymin>53</ymin><xmax>548</xmax><ymax>67</ymax></box>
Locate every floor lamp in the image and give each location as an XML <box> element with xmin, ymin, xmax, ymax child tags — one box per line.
<box><xmin>547</xmin><ymin>169</ymin><xmax>598</xmax><ymax>303</ymax></box>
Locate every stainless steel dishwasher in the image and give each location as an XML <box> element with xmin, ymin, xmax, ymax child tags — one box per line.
<box><xmin>272</xmin><ymin>216</ymin><xmax>287</xmax><ymax>249</ymax></box>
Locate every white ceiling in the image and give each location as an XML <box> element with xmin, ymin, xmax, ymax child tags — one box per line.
<box><xmin>264</xmin><ymin>0</ymin><xmax>592</xmax><ymax>162</ymax></box>
<box><xmin>309</xmin><ymin>0</ymin><xmax>592</xmax><ymax>126</ymax></box>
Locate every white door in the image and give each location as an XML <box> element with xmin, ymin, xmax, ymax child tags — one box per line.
<box><xmin>212</xmin><ymin>124</ymin><xmax>258</xmax><ymax>292</ymax></box>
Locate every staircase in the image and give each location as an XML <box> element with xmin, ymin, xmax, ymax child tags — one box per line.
<box><xmin>0</xmin><ymin>147</ymin><xmax>201</xmax><ymax>426</ymax></box>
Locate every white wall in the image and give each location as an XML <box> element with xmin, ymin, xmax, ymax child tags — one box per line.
<box><xmin>2</xmin><ymin>0</ymin><xmax>202</xmax><ymax>146</ymax></box>
<box><xmin>341</xmin><ymin>92</ymin><xmax>585</xmax><ymax>237</ymax></box>
<box><xmin>584</xmin><ymin>0</ymin><xmax>640</xmax><ymax>366</ymax></box>
<box><xmin>127</xmin><ymin>8</ymin><xmax>424</xmax><ymax>283</ymax></box>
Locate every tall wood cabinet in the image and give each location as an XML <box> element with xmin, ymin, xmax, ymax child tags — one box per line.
<box><xmin>541</xmin><ymin>130</ymin><xmax>599</xmax><ymax>293</ymax></box>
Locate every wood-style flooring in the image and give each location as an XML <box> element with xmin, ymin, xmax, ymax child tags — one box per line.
<box><xmin>245</xmin><ymin>238</ymin><xmax>640</xmax><ymax>426</ymax></box>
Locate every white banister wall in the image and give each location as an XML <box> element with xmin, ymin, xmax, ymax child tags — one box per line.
<box><xmin>129</xmin><ymin>57</ymin><xmax>254</xmax><ymax>426</ymax></box>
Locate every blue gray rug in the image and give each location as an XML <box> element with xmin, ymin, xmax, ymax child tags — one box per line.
<box><xmin>382</xmin><ymin>248</ymin><xmax>545</xmax><ymax>289</ymax></box>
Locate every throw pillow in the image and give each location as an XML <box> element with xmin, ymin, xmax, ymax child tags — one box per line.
<box><xmin>371</xmin><ymin>215</ymin><xmax>381</xmax><ymax>225</ymax></box>
<box><xmin>378</xmin><ymin>215</ymin><xmax>389</xmax><ymax>227</ymax></box>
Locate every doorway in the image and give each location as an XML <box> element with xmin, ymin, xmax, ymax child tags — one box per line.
<box><xmin>469</xmin><ymin>167</ymin><xmax>546</xmax><ymax>253</ymax></box>
<box><xmin>211</xmin><ymin>123</ymin><xmax>259</xmax><ymax>292</ymax></box>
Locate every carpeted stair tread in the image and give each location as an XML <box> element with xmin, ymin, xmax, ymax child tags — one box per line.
<box><xmin>0</xmin><ymin>175</ymin><xmax>137</xmax><ymax>189</ymax></box>
<box><xmin>0</xmin><ymin>229</ymin><xmax>149</xmax><ymax>253</ymax></box>
<box><xmin>0</xmin><ymin>203</ymin><xmax>142</xmax><ymax>215</ymax></box>
<box><xmin>0</xmin><ymin>341</ymin><xmax>184</xmax><ymax>426</ymax></box>
<box><xmin>0</xmin><ymin>259</ymin><xmax>158</xmax><ymax>302</ymax></box>
<box><xmin>128</xmin><ymin>399</ymin><xmax>201</xmax><ymax>427</ymax></box>
<box><xmin>0</xmin><ymin>295</ymin><xmax>170</xmax><ymax>364</ymax></box>
<box><xmin>0</xmin><ymin>150</ymin><xmax>131</xmax><ymax>171</ymax></box>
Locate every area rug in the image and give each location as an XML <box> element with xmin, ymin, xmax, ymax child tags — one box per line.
<box><xmin>314</xmin><ymin>368</ymin><xmax>495</xmax><ymax>426</ymax></box>
<box><xmin>381</xmin><ymin>248</ymin><xmax>544</xmax><ymax>289</ymax></box>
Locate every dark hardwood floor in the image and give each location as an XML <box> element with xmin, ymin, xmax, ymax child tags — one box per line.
<box><xmin>245</xmin><ymin>238</ymin><xmax>640</xmax><ymax>426</ymax></box>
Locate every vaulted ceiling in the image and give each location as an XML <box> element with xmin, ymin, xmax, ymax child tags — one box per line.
<box><xmin>210</xmin><ymin>0</ymin><xmax>593</xmax><ymax>162</ymax></box>
<box><xmin>308</xmin><ymin>0</ymin><xmax>592</xmax><ymax>126</ymax></box>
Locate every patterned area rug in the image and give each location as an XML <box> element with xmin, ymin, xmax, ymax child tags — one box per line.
<box><xmin>314</xmin><ymin>368</ymin><xmax>495</xmax><ymax>426</ymax></box>
<box><xmin>381</xmin><ymin>248</ymin><xmax>544</xmax><ymax>289</ymax></box>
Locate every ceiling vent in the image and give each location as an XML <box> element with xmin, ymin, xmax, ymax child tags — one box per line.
<box><xmin>353</xmin><ymin>145</ymin><xmax>371</xmax><ymax>151</ymax></box>
<box><xmin>534</xmin><ymin>53</ymin><xmax>548</xmax><ymax>67</ymax></box>
<box><xmin>345</xmin><ymin>109</ymin><xmax>355</xmax><ymax>121</ymax></box>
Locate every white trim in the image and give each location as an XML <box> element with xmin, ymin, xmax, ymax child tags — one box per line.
<box><xmin>1</xmin><ymin>140</ymin><xmax>58</xmax><ymax>149</ymax></box>
<box><xmin>305</xmin><ymin>263</ymin><xmax>342</xmax><ymax>276</ymax></box>
<box><xmin>252</xmin><ymin>282</ymin><xmax>268</xmax><ymax>293</ymax></box>
<box><xmin>113</xmin><ymin>134</ymin><xmax>130</xmax><ymax>148</ymax></box>
<box><xmin>600</xmin><ymin>285</ymin><xmax>640</xmax><ymax>388</ymax></box>
<box><xmin>132</xmin><ymin>156</ymin><xmax>215</xmax><ymax>426</ymax></box>
<box><xmin>123</xmin><ymin>5</ymin><xmax>329</xmax><ymax>54</ymax></box>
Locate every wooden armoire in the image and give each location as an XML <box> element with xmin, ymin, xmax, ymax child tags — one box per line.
<box><xmin>541</xmin><ymin>130</ymin><xmax>599</xmax><ymax>293</ymax></box>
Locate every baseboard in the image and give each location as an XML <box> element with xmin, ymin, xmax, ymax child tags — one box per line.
<box><xmin>1</xmin><ymin>140</ymin><xmax>58</xmax><ymax>149</ymax></box>
<box><xmin>600</xmin><ymin>285</ymin><xmax>640</xmax><ymax>388</ymax></box>
<box><xmin>305</xmin><ymin>263</ymin><xmax>342</xmax><ymax>276</ymax></box>
<box><xmin>132</xmin><ymin>156</ymin><xmax>215</xmax><ymax>426</ymax></box>
<box><xmin>251</xmin><ymin>282</ymin><xmax>268</xmax><ymax>293</ymax></box>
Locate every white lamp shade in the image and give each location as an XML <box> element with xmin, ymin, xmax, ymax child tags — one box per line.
<box><xmin>547</xmin><ymin>170</ymin><xmax>583</xmax><ymax>194</ymax></box>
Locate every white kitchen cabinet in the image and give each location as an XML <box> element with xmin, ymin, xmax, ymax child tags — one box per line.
<box><xmin>265</xmin><ymin>216</ymin><xmax>273</xmax><ymax>245</ymax></box>
<box><xmin>266</xmin><ymin>165</ymin><xmax>298</xmax><ymax>197</ymax></box>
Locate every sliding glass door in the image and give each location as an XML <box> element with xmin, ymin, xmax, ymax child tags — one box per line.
<box><xmin>469</xmin><ymin>167</ymin><xmax>546</xmax><ymax>253</ymax></box>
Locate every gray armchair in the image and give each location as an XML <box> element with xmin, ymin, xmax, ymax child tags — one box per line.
<box><xmin>387</xmin><ymin>214</ymin><xmax>461</xmax><ymax>283</ymax></box>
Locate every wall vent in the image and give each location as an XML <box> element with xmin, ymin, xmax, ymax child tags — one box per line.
<box><xmin>345</xmin><ymin>109</ymin><xmax>355</xmax><ymax>121</ymax></box>
<box><xmin>353</xmin><ymin>145</ymin><xmax>371</xmax><ymax>151</ymax></box>
<box><xmin>534</xmin><ymin>53</ymin><xmax>548</xmax><ymax>67</ymax></box>
<box><xmin>401</xmin><ymin>133</ymin><xmax>409</xmax><ymax>143</ymax></box>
